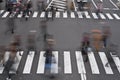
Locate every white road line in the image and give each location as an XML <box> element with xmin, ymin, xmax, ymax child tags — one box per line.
<box><xmin>81</xmin><ymin>73</ymin><xmax>87</xmax><ymax>80</ymax></box>
<box><xmin>10</xmin><ymin>51</ymin><xmax>24</xmax><ymax>73</ymax></box>
<box><xmin>48</xmin><ymin>12</ymin><xmax>52</xmax><ymax>18</ymax></box>
<box><xmin>106</xmin><ymin>13</ymin><xmax>114</xmax><ymax>19</ymax></box>
<box><xmin>72</xmin><ymin>0</ymin><xmax>77</xmax><ymax>11</ymax></box>
<box><xmin>98</xmin><ymin>52</ymin><xmax>113</xmax><ymax>74</ymax></box>
<box><xmin>63</xmin><ymin>11</ymin><xmax>67</xmax><ymax>18</ymax></box>
<box><xmin>77</xmin><ymin>12</ymin><xmax>83</xmax><ymax>18</ymax></box>
<box><xmin>113</xmin><ymin>13</ymin><xmax>120</xmax><ymax>20</ymax></box>
<box><xmin>23</xmin><ymin>51</ymin><xmax>35</xmax><ymax>74</ymax></box>
<box><xmin>0</xmin><ymin>51</ymin><xmax>10</xmax><ymax>74</ymax></box>
<box><xmin>9</xmin><ymin>12</ymin><xmax>16</xmax><ymax>18</ymax></box>
<box><xmin>84</xmin><ymin>11</ymin><xmax>91</xmax><ymax>19</ymax></box>
<box><xmin>110</xmin><ymin>0</ymin><xmax>119</xmax><ymax>10</ymax></box>
<box><xmin>32</xmin><ymin>12</ymin><xmax>38</xmax><ymax>18</ymax></box>
<box><xmin>88</xmin><ymin>52</ymin><xmax>100</xmax><ymax>74</ymax></box>
<box><xmin>64</xmin><ymin>51</ymin><xmax>72</xmax><ymax>74</ymax></box>
<box><xmin>71</xmin><ymin>12</ymin><xmax>75</xmax><ymax>18</ymax></box>
<box><xmin>110</xmin><ymin>52</ymin><xmax>120</xmax><ymax>73</ymax></box>
<box><xmin>91</xmin><ymin>0</ymin><xmax>98</xmax><ymax>9</ymax></box>
<box><xmin>0</xmin><ymin>10</ymin><xmax>4</xmax><ymax>15</ymax></box>
<box><xmin>17</xmin><ymin>12</ymin><xmax>23</xmax><ymax>18</ymax></box>
<box><xmin>92</xmin><ymin>13</ymin><xmax>99</xmax><ymax>19</ymax></box>
<box><xmin>75</xmin><ymin>51</ymin><xmax>86</xmax><ymax>74</ymax></box>
<box><xmin>99</xmin><ymin>13</ymin><xmax>106</xmax><ymax>19</ymax></box>
<box><xmin>2</xmin><ymin>12</ymin><xmax>10</xmax><ymax>18</ymax></box>
<box><xmin>40</xmin><ymin>12</ymin><xmax>45</xmax><ymax>18</ymax></box>
<box><xmin>37</xmin><ymin>51</ymin><xmax>46</xmax><ymax>74</ymax></box>
<box><xmin>51</xmin><ymin>51</ymin><xmax>58</xmax><ymax>74</ymax></box>
<box><xmin>55</xmin><ymin>12</ymin><xmax>60</xmax><ymax>18</ymax></box>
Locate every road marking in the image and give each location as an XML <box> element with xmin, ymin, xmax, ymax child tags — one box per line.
<box><xmin>109</xmin><ymin>0</ymin><xmax>119</xmax><ymax>10</ymax></box>
<box><xmin>98</xmin><ymin>52</ymin><xmax>113</xmax><ymax>74</ymax></box>
<box><xmin>0</xmin><ymin>10</ymin><xmax>4</xmax><ymax>15</ymax></box>
<box><xmin>17</xmin><ymin>12</ymin><xmax>23</xmax><ymax>18</ymax></box>
<box><xmin>37</xmin><ymin>51</ymin><xmax>46</xmax><ymax>74</ymax></box>
<box><xmin>55</xmin><ymin>12</ymin><xmax>60</xmax><ymax>18</ymax></box>
<box><xmin>23</xmin><ymin>51</ymin><xmax>35</xmax><ymax>74</ymax></box>
<box><xmin>99</xmin><ymin>13</ymin><xmax>106</xmax><ymax>19</ymax></box>
<box><xmin>48</xmin><ymin>12</ymin><xmax>52</xmax><ymax>18</ymax></box>
<box><xmin>40</xmin><ymin>12</ymin><xmax>45</xmax><ymax>18</ymax></box>
<box><xmin>2</xmin><ymin>12</ymin><xmax>10</xmax><ymax>18</ymax></box>
<box><xmin>81</xmin><ymin>73</ymin><xmax>87</xmax><ymax>80</ymax></box>
<box><xmin>77</xmin><ymin>12</ymin><xmax>83</xmax><ymax>18</ymax></box>
<box><xmin>71</xmin><ymin>12</ymin><xmax>75</xmax><ymax>18</ymax></box>
<box><xmin>51</xmin><ymin>51</ymin><xmax>58</xmax><ymax>74</ymax></box>
<box><xmin>32</xmin><ymin>11</ymin><xmax>38</xmax><ymax>18</ymax></box>
<box><xmin>10</xmin><ymin>51</ymin><xmax>24</xmax><ymax>73</ymax></box>
<box><xmin>106</xmin><ymin>13</ymin><xmax>114</xmax><ymax>19</ymax></box>
<box><xmin>110</xmin><ymin>52</ymin><xmax>120</xmax><ymax>73</ymax></box>
<box><xmin>76</xmin><ymin>51</ymin><xmax>86</xmax><ymax>73</ymax></box>
<box><xmin>63</xmin><ymin>11</ymin><xmax>67</xmax><ymax>18</ymax></box>
<box><xmin>88</xmin><ymin>52</ymin><xmax>100</xmax><ymax>74</ymax></box>
<box><xmin>92</xmin><ymin>13</ymin><xmax>99</xmax><ymax>19</ymax></box>
<box><xmin>64</xmin><ymin>51</ymin><xmax>72</xmax><ymax>74</ymax></box>
<box><xmin>91</xmin><ymin>0</ymin><xmax>98</xmax><ymax>9</ymax></box>
<box><xmin>84</xmin><ymin>11</ymin><xmax>91</xmax><ymax>18</ymax></box>
<box><xmin>113</xmin><ymin>13</ymin><xmax>120</xmax><ymax>20</ymax></box>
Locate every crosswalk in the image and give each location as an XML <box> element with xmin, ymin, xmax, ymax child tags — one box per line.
<box><xmin>0</xmin><ymin>10</ymin><xmax>120</xmax><ymax>20</ymax></box>
<box><xmin>0</xmin><ymin>51</ymin><xmax>120</xmax><ymax>75</ymax></box>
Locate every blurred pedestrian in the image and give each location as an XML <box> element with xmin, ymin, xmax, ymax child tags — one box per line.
<box><xmin>96</xmin><ymin>1</ymin><xmax>103</xmax><ymax>15</ymax></box>
<box><xmin>0</xmin><ymin>45</ymin><xmax>6</xmax><ymax>67</ymax></box>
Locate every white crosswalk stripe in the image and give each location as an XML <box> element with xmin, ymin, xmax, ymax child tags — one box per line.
<box><xmin>55</xmin><ymin>12</ymin><xmax>60</xmax><ymax>18</ymax></box>
<box><xmin>17</xmin><ymin>12</ymin><xmax>23</xmax><ymax>18</ymax></box>
<box><xmin>63</xmin><ymin>11</ymin><xmax>67</xmax><ymax>18</ymax></box>
<box><xmin>2</xmin><ymin>12</ymin><xmax>10</xmax><ymax>18</ymax></box>
<box><xmin>48</xmin><ymin>12</ymin><xmax>52</xmax><ymax>18</ymax></box>
<box><xmin>64</xmin><ymin>51</ymin><xmax>72</xmax><ymax>74</ymax></box>
<box><xmin>0</xmin><ymin>10</ymin><xmax>4</xmax><ymax>15</ymax></box>
<box><xmin>92</xmin><ymin>13</ymin><xmax>99</xmax><ymax>19</ymax></box>
<box><xmin>84</xmin><ymin>11</ymin><xmax>91</xmax><ymax>19</ymax></box>
<box><xmin>0</xmin><ymin>51</ymin><xmax>120</xmax><ymax>75</ymax></box>
<box><xmin>32</xmin><ymin>12</ymin><xmax>38</xmax><ymax>18</ymax></box>
<box><xmin>113</xmin><ymin>13</ymin><xmax>120</xmax><ymax>20</ymax></box>
<box><xmin>98</xmin><ymin>52</ymin><xmax>113</xmax><ymax>74</ymax></box>
<box><xmin>106</xmin><ymin>13</ymin><xmax>114</xmax><ymax>20</ymax></box>
<box><xmin>23</xmin><ymin>51</ymin><xmax>35</xmax><ymax>74</ymax></box>
<box><xmin>40</xmin><ymin>12</ymin><xmax>45</xmax><ymax>18</ymax></box>
<box><xmin>77</xmin><ymin>12</ymin><xmax>83</xmax><ymax>18</ymax></box>
<box><xmin>99</xmin><ymin>13</ymin><xmax>106</xmax><ymax>19</ymax></box>
<box><xmin>71</xmin><ymin>12</ymin><xmax>75</xmax><ymax>18</ymax></box>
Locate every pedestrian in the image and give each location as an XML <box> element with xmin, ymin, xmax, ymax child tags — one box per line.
<box><xmin>70</xmin><ymin>2</ymin><xmax>74</xmax><ymax>11</ymax></box>
<box><xmin>51</xmin><ymin>6</ymin><xmax>55</xmax><ymax>20</ymax></box>
<box><xmin>0</xmin><ymin>45</ymin><xmax>6</xmax><ymax>67</ymax></box>
<box><xmin>96</xmin><ymin>1</ymin><xmax>103</xmax><ymax>15</ymax></box>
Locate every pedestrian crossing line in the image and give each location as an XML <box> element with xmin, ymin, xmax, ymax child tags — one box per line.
<box><xmin>48</xmin><ymin>12</ymin><xmax>52</xmax><ymax>18</ymax></box>
<box><xmin>0</xmin><ymin>51</ymin><xmax>10</xmax><ymax>74</ymax></box>
<box><xmin>17</xmin><ymin>12</ymin><xmax>23</xmax><ymax>18</ymax></box>
<box><xmin>98</xmin><ymin>52</ymin><xmax>113</xmax><ymax>74</ymax></box>
<box><xmin>9</xmin><ymin>51</ymin><xmax>24</xmax><ymax>73</ymax></box>
<box><xmin>40</xmin><ymin>12</ymin><xmax>45</xmax><ymax>18</ymax></box>
<box><xmin>110</xmin><ymin>52</ymin><xmax>120</xmax><ymax>73</ymax></box>
<box><xmin>99</xmin><ymin>13</ymin><xmax>106</xmax><ymax>19</ymax></box>
<box><xmin>71</xmin><ymin>12</ymin><xmax>75</xmax><ymax>18</ymax></box>
<box><xmin>55</xmin><ymin>12</ymin><xmax>60</xmax><ymax>18</ymax></box>
<box><xmin>9</xmin><ymin>12</ymin><xmax>17</xmax><ymax>18</ymax></box>
<box><xmin>32</xmin><ymin>11</ymin><xmax>38</xmax><ymax>18</ymax></box>
<box><xmin>105</xmin><ymin>13</ymin><xmax>114</xmax><ymax>20</ymax></box>
<box><xmin>81</xmin><ymin>73</ymin><xmax>87</xmax><ymax>80</ymax></box>
<box><xmin>0</xmin><ymin>10</ymin><xmax>4</xmax><ymax>15</ymax></box>
<box><xmin>88</xmin><ymin>52</ymin><xmax>100</xmax><ymax>74</ymax></box>
<box><xmin>77</xmin><ymin>12</ymin><xmax>83</xmax><ymax>18</ymax></box>
<box><xmin>64</xmin><ymin>51</ymin><xmax>72</xmax><ymax>74</ymax></box>
<box><xmin>113</xmin><ymin>13</ymin><xmax>120</xmax><ymax>20</ymax></box>
<box><xmin>76</xmin><ymin>51</ymin><xmax>86</xmax><ymax>74</ymax></box>
<box><xmin>51</xmin><ymin>51</ymin><xmax>58</xmax><ymax>74</ymax></box>
<box><xmin>37</xmin><ymin>51</ymin><xmax>46</xmax><ymax>74</ymax></box>
<box><xmin>63</xmin><ymin>11</ymin><xmax>67</xmax><ymax>18</ymax></box>
<box><xmin>2</xmin><ymin>11</ymin><xmax>10</xmax><ymax>18</ymax></box>
<box><xmin>92</xmin><ymin>13</ymin><xmax>99</xmax><ymax>19</ymax></box>
<box><xmin>84</xmin><ymin>11</ymin><xmax>91</xmax><ymax>19</ymax></box>
<box><xmin>23</xmin><ymin>51</ymin><xmax>35</xmax><ymax>74</ymax></box>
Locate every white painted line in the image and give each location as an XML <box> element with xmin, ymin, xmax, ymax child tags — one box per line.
<box><xmin>71</xmin><ymin>12</ymin><xmax>75</xmax><ymax>18</ymax></box>
<box><xmin>98</xmin><ymin>52</ymin><xmax>113</xmax><ymax>74</ymax></box>
<box><xmin>92</xmin><ymin>13</ymin><xmax>99</xmax><ymax>19</ymax></box>
<box><xmin>55</xmin><ymin>12</ymin><xmax>60</xmax><ymax>18</ymax></box>
<box><xmin>77</xmin><ymin>12</ymin><xmax>83</xmax><ymax>18</ymax></box>
<box><xmin>75</xmin><ymin>51</ymin><xmax>86</xmax><ymax>73</ymax></box>
<box><xmin>0</xmin><ymin>10</ymin><xmax>4</xmax><ymax>15</ymax></box>
<box><xmin>0</xmin><ymin>51</ymin><xmax>10</xmax><ymax>74</ymax></box>
<box><xmin>32</xmin><ymin>12</ymin><xmax>38</xmax><ymax>18</ymax></box>
<box><xmin>106</xmin><ymin>13</ymin><xmax>114</xmax><ymax>19</ymax></box>
<box><xmin>2</xmin><ymin>12</ymin><xmax>10</xmax><ymax>18</ymax></box>
<box><xmin>113</xmin><ymin>13</ymin><xmax>120</xmax><ymax>20</ymax></box>
<box><xmin>40</xmin><ymin>12</ymin><xmax>45</xmax><ymax>18</ymax></box>
<box><xmin>81</xmin><ymin>73</ymin><xmax>87</xmax><ymax>80</ymax></box>
<box><xmin>37</xmin><ymin>51</ymin><xmax>46</xmax><ymax>74</ymax></box>
<box><xmin>84</xmin><ymin>11</ymin><xmax>91</xmax><ymax>19</ymax></box>
<box><xmin>10</xmin><ymin>51</ymin><xmax>24</xmax><ymax>73</ymax></box>
<box><xmin>88</xmin><ymin>52</ymin><xmax>100</xmax><ymax>74</ymax></box>
<box><xmin>23</xmin><ymin>51</ymin><xmax>35</xmax><ymax>74</ymax></box>
<box><xmin>91</xmin><ymin>0</ymin><xmax>98</xmax><ymax>9</ymax></box>
<box><xmin>63</xmin><ymin>11</ymin><xmax>67</xmax><ymax>18</ymax></box>
<box><xmin>72</xmin><ymin>0</ymin><xmax>77</xmax><ymax>11</ymax></box>
<box><xmin>51</xmin><ymin>51</ymin><xmax>58</xmax><ymax>74</ymax></box>
<box><xmin>64</xmin><ymin>51</ymin><xmax>72</xmax><ymax>74</ymax></box>
<box><xmin>17</xmin><ymin>12</ymin><xmax>23</xmax><ymax>18</ymax></box>
<box><xmin>99</xmin><ymin>13</ymin><xmax>106</xmax><ymax>19</ymax></box>
<box><xmin>110</xmin><ymin>52</ymin><xmax>120</xmax><ymax>73</ymax></box>
<box><xmin>109</xmin><ymin>0</ymin><xmax>119</xmax><ymax>10</ymax></box>
<box><xmin>48</xmin><ymin>12</ymin><xmax>52</xmax><ymax>18</ymax></box>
